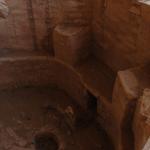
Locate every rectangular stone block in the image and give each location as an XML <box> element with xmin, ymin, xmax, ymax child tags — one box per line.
<box><xmin>53</xmin><ymin>25</ymin><xmax>91</xmax><ymax>65</ymax></box>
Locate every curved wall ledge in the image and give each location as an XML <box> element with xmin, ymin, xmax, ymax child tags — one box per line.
<box><xmin>0</xmin><ymin>56</ymin><xmax>89</xmax><ymax>110</ymax></box>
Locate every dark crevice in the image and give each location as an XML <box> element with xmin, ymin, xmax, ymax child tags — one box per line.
<box><xmin>26</xmin><ymin>0</ymin><xmax>38</xmax><ymax>51</ymax></box>
<box><xmin>34</xmin><ymin>132</ymin><xmax>59</xmax><ymax>150</ymax></box>
<box><xmin>121</xmin><ymin>100</ymin><xmax>137</xmax><ymax>150</ymax></box>
<box><xmin>86</xmin><ymin>90</ymin><xmax>98</xmax><ymax>115</ymax></box>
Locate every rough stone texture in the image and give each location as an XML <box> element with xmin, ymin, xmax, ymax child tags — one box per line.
<box><xmin>91</xmin><ymin>3</ymin><xmax>150</xmax><ymax>148</ymax></box>
<box><xmin>61</xmin><ymin>0</ymin><xmax>91</xmax><ymax>26</ymax></box>
<box><xmin>133</xmin><ymin>89</ymin><xmax>150</xmax><ymax>150</ymax></box>
<box><xmin>92</xmin><ymin>0</ymin><xmax>150</xmax><ymax>72</ymax></box>
<box><xmin>52</xmin><ymin>0</ymin><xmax>92</xmax><ymax>65</ymax></box>
<box><xmin>0</xmin><ymin>0</ymin><xmax>91</xmax><ymax>53</ymax></box>
<box><xmin>143</xmin><ymin>137</ymin><xmax>150</xmax><ymax>150</ymax></box>
<box><xmin>0</xmin><ymin>0</ymin><xmax>8</xmax><ymax>18</ymax></box>
<box><xmin>96</xmin><ymin>69</ymin><xmax>139</xmax><ymax>150</ymax></box>
<box><xmin>95</xmin><ymin>64</ymin><xmax>150</xmax><ymax>150</ymax></box>
<box><xmin>0</xmin><ymin>0</ymin><xmax>149</xmax><ymax>150</ymax></box>
<box><xmin>0</xmin><ymin>56</ymin><xmax>90</xmax><ymax>110</ymax></box>
<box><xmin>0</xmin><ymin>54</ymin><xmax>149</xmax><ymax>150</ymax></box>
<box><xmin>0</xmin><ymin>87</ymin><xmax>112</xmax><ymax>150</ymax></box>
<box><xmin>2</xmin><ymin>0</ymin><xmax>64</xmax><ymax>51</ymax></box>
<box><xmin>53</xmin><ymin>25</ymin><xmax>91</xmax><ymax>65</ymax></box>
<box><xmin>111</xmin><ymin>71</ymin><xmax>138</xmax><ymax>150</ymax></box>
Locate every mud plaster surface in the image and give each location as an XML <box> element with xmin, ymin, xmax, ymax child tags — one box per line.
<box><xmin>0</xmin><ymin>86</ymin><xmax>111</xmax><ymax>150</ymax></box>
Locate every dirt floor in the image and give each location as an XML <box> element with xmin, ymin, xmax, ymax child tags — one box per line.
<box><xmin>0</xmin><ymin>86</ymin><xmax>113</xmax><ymax>150</ymax></box>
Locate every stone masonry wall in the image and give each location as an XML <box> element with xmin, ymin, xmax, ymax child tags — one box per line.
<box><xmin>0</xmin><ymin>0</ymin><xmax>91</xmax><ymax>53</ymax></box>
<box><xmin>92</xmin><ymin>0</ymin><xmax>150</xmax><ymax>72</ymax></box>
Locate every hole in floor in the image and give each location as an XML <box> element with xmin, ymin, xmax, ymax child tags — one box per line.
<box><xmin>34</xmin><ymin>132</ymin><xmax>59</xmax><ymax>150</ymax></box>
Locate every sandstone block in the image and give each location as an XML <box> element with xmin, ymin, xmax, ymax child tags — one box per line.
<box><xmin>53</xmin><ymin>25</ymin><xmax>91</xmax><ymax>65</ymax></box>
<box><xmin>133</xmin><ymin>89</ymin><xmax>150</xmax><ymax>150</ymax></box>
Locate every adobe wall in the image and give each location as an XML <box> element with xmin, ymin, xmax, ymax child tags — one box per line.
<box><xmin>92</xmin><ymin>0</ymin><xmax>150</xmax><ymax>72</ymax></box>
<box><xmin>0</xmin><ymin>0</ymin><xmax>91</xmax><ymax>52</ymax></box>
